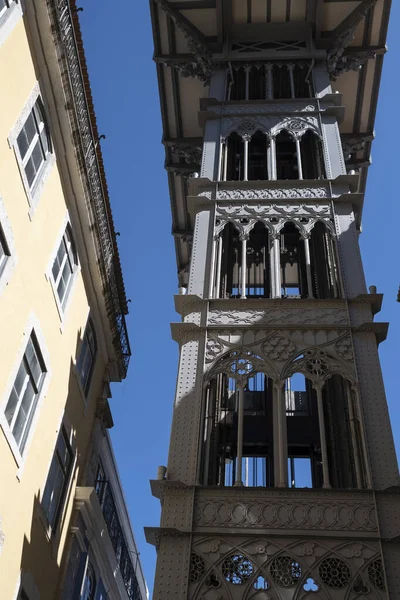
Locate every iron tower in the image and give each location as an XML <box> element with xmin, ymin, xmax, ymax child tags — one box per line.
<box><xmin>147</xmin><ymin>1</ymin><xmax>399</xmax><ymax>598</ymax></box>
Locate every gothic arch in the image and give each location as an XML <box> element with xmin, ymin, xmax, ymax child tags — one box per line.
<box><xmin>223</xmin><ymin>119</ymin><xmax>271</xmax><ymax>140</ymax></box>
<box><xmin>275</xmin><ymin>218</ymin><xmax>307</xmax><ymax>237</ymax></box>
<box><xmin>271</xmin><ymin>117</ymin><xmax>321</xmax><ymax>141</ymax></box>
<box><xmin>206</xmin><ymin>348</ymin><xmax>278</xmax><ymax>383</ymax></box>
<box><xmin>281</xmin><ymin>347</ymin><xmax>355</xmax><ymax>384</ymax></box>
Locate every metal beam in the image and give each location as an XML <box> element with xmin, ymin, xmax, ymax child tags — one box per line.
<box><xmin>169</xmin><ymin>0</ymin><xmax>216</xmax><ymax>7</ymax></box>
<box><xmin>154</xmin><ymin>0</ymin><xmax>209</xmax><ymax>46</ymax></box>
<box><xmin>306</xmin><ymin>0</ymin><xmax>318</xmax><ymax>23</ymax></box>
<box><xmin>328</xmin><ymin>0</ymin><xmax>377</xmax><ymax>41</ymax></box>
<box><xmin>216</xmin><ymin>0</ymin><xmax>224</xmax><ymax>44</ymax></box>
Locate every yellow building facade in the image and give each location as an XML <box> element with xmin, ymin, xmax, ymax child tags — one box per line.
<box><xmin>0</xmin><ymin>2</ymin><xmax>140</xmax><ymax>599</ymax></box>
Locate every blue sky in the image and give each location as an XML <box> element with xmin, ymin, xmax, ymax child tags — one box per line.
<box><xmin>79</xmin><ymin>2</ymin><xmax>400</xmax><ymax>596</ymax></box>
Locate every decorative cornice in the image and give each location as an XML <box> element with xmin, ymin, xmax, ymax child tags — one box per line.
<box><xmin>156</xmin><ymin>0</ymin><xmax>212</xmax><ymax>83</ymax></box>
<box><xmin>171</xmin><ymin>144</ymin><xmax>202</xmax><ymax>165</ymax></box>
<box><xmin>48</xmin><ymin>0</ymin><xmax>130</xmax><ymax>379</ymax></box>
<box><xmin>327</xmin><ymin>0</ymin><xmax>378</xmax><ymax>80</ymax></box>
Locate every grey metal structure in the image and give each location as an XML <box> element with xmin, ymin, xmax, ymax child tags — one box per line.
<box><xmin>148</xmin><ymin>1</ymin><xmax>398</xmax><ymax>598</ymax></box>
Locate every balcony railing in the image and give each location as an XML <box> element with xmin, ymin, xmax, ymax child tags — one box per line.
<box><xmin>51</xmin><ymin>0</ymin><xmax>131</xmax><ymax>378</ymax></box>
<box><xmin>96</xmin><ymin>481</ymin><xmax>142</xmax><ymax>600</ymax></box>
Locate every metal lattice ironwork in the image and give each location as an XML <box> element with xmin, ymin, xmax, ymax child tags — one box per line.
<box><xmin>50</xmin><ymin>0</ymin><xmax>131</xmax><ymax>378</ymax></box>
<box><xmin>368</xmin><ymin>559</ymin><xmax>384</xmax><ymax>590</ymax></box>
<box><xmin>190</xmin><ymin>554</ymin><xmax>206</xmax><ymax>582</ymax></box>
<box><xmin>221</xmin><ymin>554</ymin><xmax>254</xmax><ymax>585</ymax></box>
<box><xmin>97</xmin><ymin>483</ymin><xmax>142</xmax><ymax>600</ymax></box>
<box><xmin>269</xmin><ymin>556</ymin><xmax>302</xmax><ymax>588</ymax></box>
<box><xmin>319</xmin><ymin>557</ymin><xmax>351</xmax><ymax>589</ymax></box>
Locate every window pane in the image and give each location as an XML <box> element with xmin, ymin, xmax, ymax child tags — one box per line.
<box><xmin>77</xmin><ymin>320</ymin><xmax>97</xmax><ymax>395</ymax></box>
<box><xmin>25</xmin><ymin>338</ymin><xmax>44</xmax><ymax>388</ymax></box>
<box><xmin>4</xmin><ymin>361</ymin><xmax>28</xmax><ymax>424</ymax></box>
<box><xmin>4</xmin><ymin>389</ymin><xmax>19</xmax><ymax>425</ymax></box>
<box><xmin>24</xmin><ymin>141</ymin><xmax>45</xmax><ymax>188</ymax></box>
<box><xmin>42</xmin><ymin>454</ymin><xmax>60</xmax><ymax>523</ymax></box>
<box><xmin>24</xmin><ymin>156</ymin><xmax>36</xmax><ymax>187</ymax></box>
<box><xmin>57</xmin><ymin>257</ymin><xmax>73</xmax><ymax>304</ymax></box>
<box><xmin>45</xmin><ymin>465</ymin><xmax>64</xmax><ymax>528</ymax></box>
<box><xmin>52</xmin><ymin>238</ymin><xmax>67</xmax><ymax>280</ymax></box>
<box><xmin>17</xmin><ymin>113</ymin><xmax>36</xmax><ymax>159</ymax></box>
<box><xmin>42</xmin><ymin>428</ymin><xmax>72</xmax><ymax>530</ymax></box>
<box><xmin>31</xmin><ymin>140</ymin><xmax>45</xmax><ymax>172</ymax></box>
<box><xmin>12</xmin><ymin>380</ymin><xmax>35</xmax><ymax>447</ymax></box>
<box><xmin>56</xmin><ymin>429</ymin><xmax>72</xmax><ymax>472</ymax></box>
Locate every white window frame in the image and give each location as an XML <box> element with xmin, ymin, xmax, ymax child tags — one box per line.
<box><xmin>0</xmin><ymin>0</ymin><xmax>23</xmax><ymax>48</ymax></box>
<box><xmin>0</xmin><ymin>194</ymin><xmax>17</xmax><ymax>295</ymax></box>
<box><xmin>8</xmin><ymin>83</ymin><xmax>56</xmax><ymax>217</ymax></box>
<box><xmin>47</xmin><ymin>213</ymin><xmax>80</xmax><ymax>323</ymax></box>
<box><xmin>0</xmin><ymin>313</ymin><xmax>51</xmax><ymax>471</ymax></box>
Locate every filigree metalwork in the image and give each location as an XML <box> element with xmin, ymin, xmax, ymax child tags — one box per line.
<box><xmin>318</xmin><ymin>557</ymin><xmax>350</xmax><ymax>588</ymax></box>
<box><xmin>261</xmin><ymin>336</ymin><xmax>296</xmax><ymax>361</ymax></box>
<box><xmin>216</xmin><ymin>188</ymin><xmax>329</xmax><ymax>200</ymax></box>
<box><xmin>205</xmin><ymin>338</ymin><xmax>225</xmax><ymax>363</ymax></box>
<box><xmin>269</xmin><ymin>556</ymin><xmax>302</xmax><ymax>588</ymax></box>
<box><xmin>190</xmin><ymin>553</ymin><xmax>206</xmax><ymax>582</ymax></box>
<box><xmin>285</xmin><ymin>347</ymin><xmax>355</xmax><ymax>384</ymax></box>
<box><xmin>221</xmin><ymin>554</ymin><xmax>254</xmax><ymax>585</ymax></box>
<box><xmin>368</xmin><ymin>559</ymin><xmax>384</xmax><ymax>590</ymax></box>
<box><xmin>335</xmin><ymin>336</ymin><xmax>354</xmax><ymax>360</ymax></box>
<box><xmin>208</xmin><ymin>350</ymin><xmax>274</xmax><ymax>383</ymax></box>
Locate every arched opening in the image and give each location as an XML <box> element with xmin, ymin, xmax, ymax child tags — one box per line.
<box><xmin>279</xmin><ymin>222</ymin><xmax>308</xmax><ymax>298</ymax></box>
<box><xmin>300</xmin><ymin>130</ymin><xmax>326</xmax><ymax>179</ymax></box>
<box><xmin>310</xmin><ymin>221</ymin><xmax>339</xmax><ymax>299</ymax></box>
<box><xmin>202</xmin><ymin>370</ymin><xmax>274</xmax><ymax>487</ymax></box>
<box><xmin>285</xmin><ymin>371</ymin><xmax>362</xmax><ymax>489</ymax></box>
<box><xmin>285</xmin><ymin>373</ymin><xmax>321</xmax><ymax>488</ymax></box>
<box><xmin>219</xmin><ymin>222</ymin><xmax>241</xmax><ymax>298</ymax></box>
<box><xmin>246</xmin><ymin>222</ymin><xmax>270</xmax><ymax>298</ymax></box>
<box><xmin>275</xmin><ymin>130</ymin><xmax>298</xmax><ymax>179</ymax></box>
<box><xmin>226</xmin><ymin>132</ymin><xmax>244</xmax><ymax>181</ymax></box>
<box><xmin>248</xmin><ymin>131</ymin><xmax>269</xmax><ymax>180</ymax></box>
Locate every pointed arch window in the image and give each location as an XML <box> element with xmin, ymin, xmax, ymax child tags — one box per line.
<box><xmin>279</xmin><ymin>222</ymin><xmax>307</xmax><ymax>298</ymax></box>
<box><xmin>300</xmin><ymin>130</ymin><xmax>326</xmax><ymax>179</ymax></box>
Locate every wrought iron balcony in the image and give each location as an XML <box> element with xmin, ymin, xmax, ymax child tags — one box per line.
<box><xmin>50</xmin><ymin>0</ymin><xmax>131</xmax><ymax>378</ymax></box>
<box><xmin>96</xmin><ymin>480</ymin><xmax>142</xmax><ymax>600</ymax></box>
